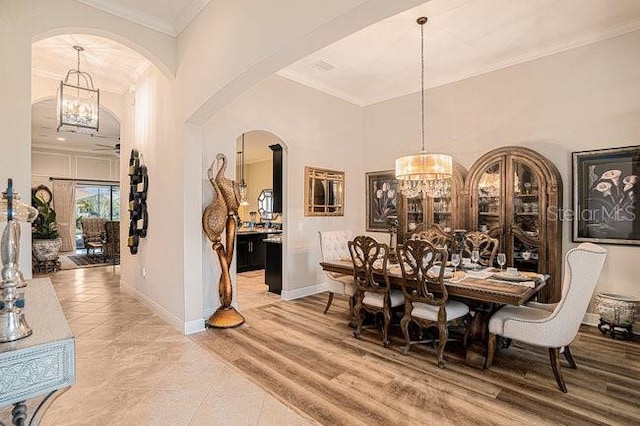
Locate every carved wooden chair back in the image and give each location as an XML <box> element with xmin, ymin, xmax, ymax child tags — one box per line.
<box><xmin>410</xmin><ymin>227</ymin><xmax>448</xmax><ymax>248</ymax></box>
<box><xmin>348</xmin><ymin>235</ymin><xmax>390</xmax><ymax>296</ymax></box>
<box><xmin>462</xmin><ymin>231</ymin><xmax>499</xmax><ymax>267</ymax></box>
<box><xmin>398</xmin><ymin>239</ymin><xmax>448</xmax><ymax>306</ymax></box>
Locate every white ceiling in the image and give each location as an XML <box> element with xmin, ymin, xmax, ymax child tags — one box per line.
<box><xmin>32</xmin><ymin>34</ymin><xmax>151</xmax><ymax>94</ymax></box>
<box><xmin>279</xmin><ymin>0</ymin><xmax>640</xmax><ymax>106</ymax></box>
<box><xmin>32</xmin><ymin>99</ymin><xmax>120</xmax><ymax>156</ymax></box>
<box><xmin>75</xmin><ymin>0</ymin><xmax>211</xmax><ymax>36</ymax></box>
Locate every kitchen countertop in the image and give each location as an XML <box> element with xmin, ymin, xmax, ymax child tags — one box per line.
<box><xmin>237</xmin><ymin>229</ymin><xmax>282</xmax><ymax>235</ymax></box>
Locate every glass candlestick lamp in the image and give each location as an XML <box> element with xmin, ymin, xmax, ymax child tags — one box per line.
<box><xmin>0</xmin><ymin>179</ymin><xmax>38</xmax><ymax>342</ymax></box>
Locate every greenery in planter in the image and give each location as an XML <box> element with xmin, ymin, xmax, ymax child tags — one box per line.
<box><xmin>32</xmin><ymin>197</ymin><xmax>59</xmax><ymax>240</ymax></box>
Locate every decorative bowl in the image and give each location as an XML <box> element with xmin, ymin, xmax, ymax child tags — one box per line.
<box><xmin>595</xmin><ymin>293</ymin><xmax>638</xmax><ymax>326</ymax></box>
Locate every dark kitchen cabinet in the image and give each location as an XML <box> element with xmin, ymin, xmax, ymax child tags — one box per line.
<box><xmin>236</xmin><ymin>231</ymin><xmax>281</xmax><ymax>273</ymax></box>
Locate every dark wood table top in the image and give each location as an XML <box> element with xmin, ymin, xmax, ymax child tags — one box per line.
<box><xmin>320</xmin><ymin>260</ymin><xmax>548</xmax><ymax>306</ymax></box>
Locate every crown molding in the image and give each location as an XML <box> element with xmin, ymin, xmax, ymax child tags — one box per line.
<box><xmin>276</xmin><ymin>68</ymin><xmax>365</xmax><ymax>106</ymax></box>
<box><xmin>75</xmin><ymin>0</ymin><xmax>210</xmax><ymax>37</ymax></box>
<box><xmin>75</xmin><ymin>0</ymin><xmax>176</xmax><ymax>36</ymax></box>
<box><xmin>282</xmin><ymin>19</ymin><xmax>640</xmax><ymax>107</ymax></box>
<box><xmin>174</xmin><ymin>0</ymin><xmax>211</xmax><ymax>36</ymax></box>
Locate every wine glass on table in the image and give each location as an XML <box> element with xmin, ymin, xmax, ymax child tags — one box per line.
<box><xmin>471</xmin><ymin>249</ymin><xmax>480</xmax><ymax>269</ymax></box>
<box><xmin>497</xmin><ymin>253</ymin><xmax>506</xmax><ymax>271</ymax></box>
<box><xmin>451</xmin><ymin>253</ymin><xmax>461</xmax><ymax>274</ymax></box>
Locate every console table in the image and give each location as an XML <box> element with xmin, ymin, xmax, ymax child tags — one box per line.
<box><xmin>0</xmin><ymin>278</ymin><xmax>75</xmax><ymax>425</ymax></box>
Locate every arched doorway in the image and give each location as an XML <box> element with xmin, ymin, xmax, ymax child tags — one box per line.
<box><xmin>234</xmin><ymin>130</ymin><xmax>287</xmax><ymax>310</ymax></box>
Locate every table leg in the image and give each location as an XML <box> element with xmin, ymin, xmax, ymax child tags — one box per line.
<box><xmin>29</xmin><ymin>387</ymin><xmax>70</xmax><ymax>426</ymax></box>
<box><xmin>464</xmin><ymin>303</ymin><xmax>503</xmax><ymax>369</ymax></box>
<box><xmin>11</xmin><ymin>402</ymin><xmax>26</xmax><ymax>426</ymax></box>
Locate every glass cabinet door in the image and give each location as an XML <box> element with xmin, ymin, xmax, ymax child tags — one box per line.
<box><xmin>476</xmin><ymin>160</ymin><xmax>504</xmax><ymax>237</ymax></box>
<box><xmin>402</xmin><ymin>194</ymin><xmax>425</xmax><ymax>235</ymax></box>
<box><xmin>509</xmin><ymin>159</ymin><xmax>543</xmax><ymax>273</ymax></box>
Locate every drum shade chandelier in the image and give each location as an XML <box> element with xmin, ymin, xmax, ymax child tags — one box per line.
<box><xmin>238</xmin><ymin>133</ymin><xmax>249</xmax><ymax>206</ymax></box>
<box><xmin>395</xmin><ymin>17</ymin><xmax>452</xmax><ymax>198</ymax></box>
<box><xmin>57</xmin><ymin>45</ymin><xmax>100</xmax><ymax>133</ymax></box>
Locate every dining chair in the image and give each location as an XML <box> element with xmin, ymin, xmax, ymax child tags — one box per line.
<box><xmin>398</xmin><ymin>239</ymin><xmax>470</xmax><ymax>367</ymax></box>
<box><xmin>462</xmin><ymin>231</ymin><xmax>499</xmax><ymax>266</ymax></box>
<box><xmin>486</xmin><ymin>242</ymin><xmax>607</xmax><ymax>392</ymax></box>
<box><xmin>348</xmin><ymin>235</ymin><xmax>404</xmax><ymax>347</ymax></box>
<box><xmin>318</xmin><ymin>230</ymin><xmax>355</xmax><ymax>314</ymax></box>
<box><xmin>410</xmin><ymin>226</ymin><xmax>448</xmax><ymax>248</ymax></box>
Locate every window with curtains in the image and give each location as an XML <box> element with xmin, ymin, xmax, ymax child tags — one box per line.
<box><xmin>75</xmin><ymin>183</ymin><xmax>120</xmax><ymax>249</ymax></box>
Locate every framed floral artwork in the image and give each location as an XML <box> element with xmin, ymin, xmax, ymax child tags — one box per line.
<box><xmin>572</xmin><ymin>146</ymin><xmax>640</xmax><ymax>245</ymax></box>
<box><xmin>366</xmin><ymin>170</ymin><xmax>398</xmax><ymax>232</ymax></box>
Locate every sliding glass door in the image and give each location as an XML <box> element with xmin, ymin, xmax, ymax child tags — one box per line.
<box><xmin>75</xmin><ymin>183</ymin><xmax>120</xmax><ymax>249</ymax></box>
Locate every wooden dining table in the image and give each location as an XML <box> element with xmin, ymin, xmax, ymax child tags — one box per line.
<box><xmin>320</xmin><ymin>259</ymin><xmax>549</xmax><ymax>368</ymax></box>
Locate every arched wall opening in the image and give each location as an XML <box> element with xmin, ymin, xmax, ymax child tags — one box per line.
<box><xmin>28</xmin><ymin>29</ymin><xmax>186</xmax><ymax>331</ymax></box>
<box><xmin>201</xmin><ymin>129</ymin><xmax>288</xmax><ymax>317</ymax></box>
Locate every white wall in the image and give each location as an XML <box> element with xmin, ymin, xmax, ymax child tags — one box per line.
<box><xmin>119</xmin><ymin>65</ymin><xmax>185</xmax><ymax>331</ymax></box>
<box><xmin>201</xmin><ymin>75</ymin><xmax>364</xmax><ymax>316</ymax></box>
<box><xmin>363</xmin><ymin>31</ymin><xmax>640</xmax><ymax>323</ymax></box>
<box><xmin>31</xmin><ymin>148</ymin><xmax>119</xmax><ymax>186</ymax></box>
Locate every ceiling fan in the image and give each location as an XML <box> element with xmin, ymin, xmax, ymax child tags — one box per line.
<box><xmin>93</xmin><ymin>142</ymin><xmax>121</xmax><ymax>157</ymax></box>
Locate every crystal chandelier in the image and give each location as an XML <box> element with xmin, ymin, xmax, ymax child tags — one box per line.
<box><xmin>395</xmin><ymin>17</ymin><xmax>452</xmax><ymax>199</ymax></box>
<box><xmin>239</xmin><ymin>134</ymin><xmax>249</xmax><ymax>206</ymax></box>
<box><xmin>57</xmin><ymin>45</ymin><xmax>100</xmax><ymax>133</ymax></box>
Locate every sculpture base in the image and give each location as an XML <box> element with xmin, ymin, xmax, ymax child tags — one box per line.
<box><xmin>207</xmin><ymin>306</ymin><xmax>245</xmax><ymax>329</ymax></box>
<box><xmin>0</xmin><ymin>310</ymin><xmax>32</xmax><ymax>342</ymax></box>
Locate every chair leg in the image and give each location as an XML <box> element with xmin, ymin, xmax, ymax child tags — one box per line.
<box><xmin>382</xmin><ymin>306</ymin><xmax>391</xmax><ymax>348</ymax></box>
<box><xmin>563</xmin><ymin>345</ymin><xmax>578</xmax><ymax>369</ymax></box>
<box><xmin>436</xmin><ymin>322</ymin><xmax>448</xmax><ymax>368</ymax></box>
<box><xmin>549</xmin><ymin>347</ymin><xmax>568</xmax><ymax>393</ymax></box>
<box><xmin>323</xmin><ymin>292</ymin><xmax>334</xmax><ymax>314</ymax></box>
<box><xmin>353</xmin><ymin>295</ymin><xmax>363</xmax><ymax>339</ymax></box>
<box><xmin>400</xmin><ymin>314</ymin><xmax>411</xmax><ymax>354</ymax></box>
<box><xmin>486</xmin><ymin>333</ymin><xmax>497</xmax><ymax>368</ymax></box>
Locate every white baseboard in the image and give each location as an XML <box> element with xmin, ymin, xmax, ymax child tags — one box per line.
<box><xmin>582</xmin><ymin>313</ymin><xmax>600</xmax><ymax>327</ymax></box>
<box><xmin>281</xmin><ymin>283</ymin><xmax>328</xmax><ymax>301</ymax></box>
<box><xmin>184</xmin><ymin>319</ymin><xmax>205</xmax><ymax>335</ymax></box>
<box><xmin>120</xmin><ymin>279</ymin><xmax>205</xmax><ymax>335</ymax></box>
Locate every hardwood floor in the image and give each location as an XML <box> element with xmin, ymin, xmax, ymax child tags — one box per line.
<box><xmin>192</xmin><ymin>292</ymin><xmax>640</xmax><ymax>425</ymax></box>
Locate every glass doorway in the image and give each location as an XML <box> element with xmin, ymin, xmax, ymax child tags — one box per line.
<box><xmin>75</xmin><ymin>183</ymin><xmax>120</xmax><ymax>250</ymax></box>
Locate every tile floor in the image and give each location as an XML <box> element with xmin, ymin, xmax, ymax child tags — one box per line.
<box><xmin>0</xmin><ymin>266</ymin><xmax>310</xmax><ymax>426</ymax></box>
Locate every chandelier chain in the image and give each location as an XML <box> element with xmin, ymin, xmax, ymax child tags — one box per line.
<box><xmin>420</xmin><ymin>20</ymin><xmax>425</xmax><ymax>153</ymax></box>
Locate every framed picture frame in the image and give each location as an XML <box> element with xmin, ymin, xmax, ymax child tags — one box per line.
<box><xmin>572</xmin><ymin>145</ymin><xmax>640</xmax><ymax>245</ymax></box>
<box><xmin>366</xmin><ymin>170</ymin><xmax>398</xmax><ymax>232</ymax></box>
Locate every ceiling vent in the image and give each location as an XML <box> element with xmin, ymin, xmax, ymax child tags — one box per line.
<box><xmin>313</xmin><ymin>60</ymin><xmax>336</xmax><ymax>72</ymax></box>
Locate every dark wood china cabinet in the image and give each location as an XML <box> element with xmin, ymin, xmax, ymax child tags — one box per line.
<box><xmin>464</xmin><ymin>147</ymin><xmax>562</xmax><ymax>303</ymax></box>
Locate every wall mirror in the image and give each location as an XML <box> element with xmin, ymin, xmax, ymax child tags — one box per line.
<box><xmin>304</xmin><ymin>166</ymin><xmax>344</xmax><ymax>216</ymax></box>
<box><xmin>258</xmin><ymin>189</ymin><xmax>276</xmax><ymax>220</ymax></box>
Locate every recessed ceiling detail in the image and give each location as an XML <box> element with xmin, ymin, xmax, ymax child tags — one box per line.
<box><xmin>32</xmin><ymin>34</ymin><xmax>151</xmax><ymax>94</ymax></box>
<box><xmin>278</xmin><ymin>0</ymin><xmax>640</xmax><ymax>106</ymax></box>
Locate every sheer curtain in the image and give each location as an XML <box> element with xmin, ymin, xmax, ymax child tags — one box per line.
<box><xmin>52</xmin><ymin>180</ymin><xmax>76</xmax><ymax>252</ymax></box>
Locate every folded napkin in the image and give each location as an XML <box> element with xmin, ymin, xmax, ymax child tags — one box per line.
<box><xmin>448</xmin><ymin>272</ymin><xmax>467</xmax><ymax>283</ymax></box>
<box><xmin>487</xmin><ymin>279</ymin><xmax>535</xmax><ymax>288</ymax></box>
<box><xmin>466</xmin><ymin>270</ymin><xmax>492</xmax><ymax>280</ymax></box>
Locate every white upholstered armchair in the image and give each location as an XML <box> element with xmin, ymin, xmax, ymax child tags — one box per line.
<box><xmin>486</xmin><ymin>243</ymin><xmax>607</xmax><ymax>392</ymax></box>
<box><xmin>318</xmin><ymin>230</ymin><xmax>356</xmax><ymax>314</ymax></box>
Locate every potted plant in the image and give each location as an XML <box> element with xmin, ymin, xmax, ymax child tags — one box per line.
<box><xmin>32</xmin><ymin>197</ymin><xmax>62</xmax><ymax>263</ymax></box>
